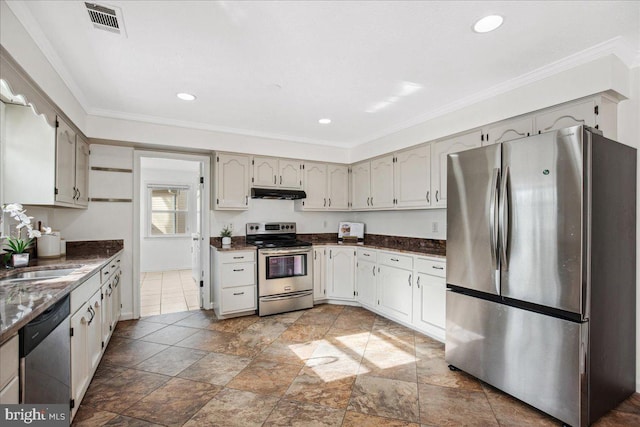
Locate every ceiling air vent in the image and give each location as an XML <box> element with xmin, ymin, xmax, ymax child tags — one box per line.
<box><xmin>85</xmin><ymin>2</ymin><xmax>126</xmax><ymax>36</ymax></box>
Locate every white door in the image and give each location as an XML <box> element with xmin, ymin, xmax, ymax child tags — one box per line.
<box><xmin>313</xmin><ymin>247</ymin><xmax>326</xmax><ymax>301</ymax></box>
<box><xmin>378</xmin><ymin>265</ymin><xmax>413</xmax><ymax>323</ymax></box>
<box><xmin>326</xmin><ymin>247</ymin><xmax>355</xmax><ymax>300</ymax></box>
<box><xmin>74</xmin><ymin>136</ymin><xmax>90</xmax><ymax>206</ymax></box>
<box><xmin>279</xmin><ymin>159</ymin><xmax>302</xmax><ymax>189</ymax></box>
<box><xmin>55</xmin><ymin>118</ymin><xmax>76</xmax><ymax>205</ymax></box>
<box><xmin>350</xmin><ymin>161</ymin><xmax>370</xmax><ymax>210</ymax></box>
<box><xmin>303</xmin><ymin>162</ymin><xmax>327</xmax><ymax>209</ymax></box>
<box><xmin>431</xmin><ymin>130</ymin><xmax>482</xmax><ymax>208</ymax></box>
<box><xmin>395</xmin><ymin>145</ymin><xmax>431</xmax><ymax>208</ymax></box>
<box><xmin>216</xmin><ymin>153</ymin><xmax>250</xmax><ymax>209</ymax></box>
<box><xmin>253</xmin><ymin>156</ymin><xmax>278</xmax><ymax>187</ymax></box>
<box><xmin>356</xmin><ymin>259</ymin><xmax>376</xmax><ymax>308</ymax></box>
<box><xmin>370</xmin><ymin>155</ymin><xmax>394</xmax><ymax>209</ymax></box>
<box><xmin>484</xmin><ymin>117</ymin><xmax>533</xmax><ymax>146</ymax></box>
<box><xmin>534</xmin><ymin>99</ymin><xmax>596</xmax><ymax>134</ymax></box>
<box><xmin>327</xmin><ymin>164</ymin><xmax>349</xmax><ymax>210</ymax></box>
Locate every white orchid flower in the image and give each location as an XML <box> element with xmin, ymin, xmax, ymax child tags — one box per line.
<box><xmin>3</xmin><ymin>203</ymin><xmax>23</xmax><ymax>213</ymax></box>
<box><xmin>28</xmin><ymin>229</ymin><xmax>42</xmax><ymax>239</ymax></box>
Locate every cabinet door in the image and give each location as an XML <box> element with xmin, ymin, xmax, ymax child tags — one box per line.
<box><xmin>413</xmin><ymin>272</ymin><xmax>446</xmax><ymax>332</ymax></box>
<box><xmin>356</xmin><ymin>259</ymin><xmax>376</xmax><ymax>308</ymax></box>
<box><xmin>327</xmin><ymin>164</ymin><xmax>349</xmax><ymax>210</ymax></box>
<box><xmin>395</xmin><ymin>145</ymin><xmax>431</xmax><ymax>208</ymax></box>
<box><xmin>71</xmin><ymin>305</ymin><xmax>90</xmax><ymax>419</ymax></box>
<box><xmin>302</xmin><ymin>162</ymin><xmax>328</xmax><ymax>209</ymax></box>
<box><xmin>431</xmin><ymin>130</ymin><xmax>482</xmax><ymax>208</ymax></box>
<box><xmin>216</xmin><ymin>153</ymin><xmax>250</xmax><ymax>209</ymax></box>
<box><xmin>484</xmin><ymin>117</ymin><xmax>533</xmax><ymax>146</ymax></box>
<box><xmin>350</xmin><ymin>161</ymin><xmax>370</xmax><ymax>210</ymax></box>
<box><xmin>55</xmin><ymin>118</ymin><xmax>77</xmax><ymax>205</ymax></box>
<box><xmin>326</xmin><ymin>247</ymin><xmax>355</xmax><ymax>300</ymax></box>
<box><xmin>88</xmin><ymin>290</ymin><xmax>103</xmax><ymax>373</ymax></box>
<box><xmin>534</xmin><ymin>99</ymin><xmax>596</xmax><ymax>134</ymax></box>
<box><xmin>370</xmin><ymin>155</ymin><xmax>394</xmax><ymax>209</ymax></box>
<box><xmin>112</xmin><ymin>271</ymin><xmax>122</xmax><ymax>328</ymax></box>
<box><xmin>74</xmin><ymin>136</ymin><xmax>90</xmax><ymax>206</ymax></box>
<box><xmin>313</xmin><ymin>248</ymin><xmax>326</xmax><ymax>301</ymax></box>
<box><xmin>253</xmin><ymin>156</ymin><xmax>278</xmax><ymax>187</ymax></box>
<box><xmin>102</xmin><ymin>282</ymin><xmax>113</xmax><ymax>345</ymax></box>
<box><xmin>279</xmin><ymin>159</ymin><xmax>302</xmax><ymax>189</ymax></box>
<box><xmin>378</xmin><ymin>265</ymin><xmax>413</xmax><ymax>323</ymax></box>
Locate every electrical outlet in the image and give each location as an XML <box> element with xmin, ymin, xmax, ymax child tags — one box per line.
<box><xmin>432</xmin><ymin>222</ymin><xmax>439</xmax><ymax>233</ymax></box>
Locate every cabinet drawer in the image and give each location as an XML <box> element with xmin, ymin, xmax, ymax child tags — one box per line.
<box><xmin>415</xmin><ymin>257</ymin><xmax>446</xmax><ymax>278</ymax></box>
<box><xmin>379</xmin><ymin>252</ymin><xmax>413</xmax><ymax>270</ymax></box>
<box><xmin>101</xmin><ymin>263</ymin><xmax>111</xmax><ymax>283</ymax></box>
<box><xmin>71</xmin><ymin>273</ymin><xmax>101</xmax><ymax>314</ymax></box>
<box><xmin>0</xmin><ymin>335</ymin><xmax>18</xmax><ymax>390</ymax></box>
<box><xmin>221</xmin><ymin>286</ymin><xmax>256</xmax><ymax>314</ymax></box>
<box><xmin>357</xmin><ymin>248</ymin><xmax>377</xmax><ymax>261</ymax></box>
<box><xmin>220</xmin><ymin>263</ymin><xmax>255</xmax><ymax>288</ymax></box>
<box><xmin>219</xmin><ymin>251</ymin><xmax>255</xmax><ymax>263</ymax></box>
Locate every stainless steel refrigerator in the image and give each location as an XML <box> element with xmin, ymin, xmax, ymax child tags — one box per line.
<box><xmin>445</xmin><ymin>125</ymin><xmax>636</xmax><ymax>427</ymax></box>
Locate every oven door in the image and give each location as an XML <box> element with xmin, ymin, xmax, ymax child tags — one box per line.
<box><xmin>258</xmin><ymin>247</ymin><xmax>313</xmax><ymax>297</ymax></box>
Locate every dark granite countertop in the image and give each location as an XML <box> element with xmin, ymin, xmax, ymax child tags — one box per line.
<box><xmin>310</xmin><ymin>241</ymin><xmax>445</xmax><ymax>258</ymax></box>
<box><xmin>210</xmin><ymin>244</ymin><xmax>257</xmax><ymax>252</ymax></box>
<box><xmin>0</xmin><ymin>249</ymin><xmax>123</xmax><ymax>345</ymax></box>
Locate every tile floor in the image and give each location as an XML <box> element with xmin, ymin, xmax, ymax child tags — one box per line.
<box><xmin>73</xmin><ymin>305</ymin><xmax>640</xmax><ymax>426</ymax></box>
<box><xmin>140</xmin><ymin>270</ymin><xmax>200</xmax><ymax>317</ymax></box>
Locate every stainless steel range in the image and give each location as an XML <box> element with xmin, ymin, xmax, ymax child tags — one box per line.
<box><xmin>246</xmin><ymin>222</ymin><xmax>313</xmax><ymax>316</ymax></box>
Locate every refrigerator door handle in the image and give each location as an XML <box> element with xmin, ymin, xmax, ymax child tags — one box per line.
<box><xmin>499</xmin><ymin>166</ymin><xmax>510</xmax><ymax>270</ymax></box>
<box><xmin>489</xmin><ymin>168</ymin><xmax>500</xmax><ymax>271</ymax></box>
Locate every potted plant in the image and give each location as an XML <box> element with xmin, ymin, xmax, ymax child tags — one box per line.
<box><xmin>220</xmin><ymin>225</ymin><xmax>233</xmax><ymax>246</ymax></box>
<box><xmin>2</xmin><ymin>203</ymin><xmax>50</xmax><ymax>267</ymax></box>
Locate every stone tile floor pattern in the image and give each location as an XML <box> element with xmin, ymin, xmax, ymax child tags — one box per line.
<box><xmin>140</xmin><ymin>270</ymin><xmax>200</xmax><ymax>317</ymax></box>
<box><xmin>73</xmin><ymin>305</ymin><xmax>640</xmax><ymax>426</ymax></box>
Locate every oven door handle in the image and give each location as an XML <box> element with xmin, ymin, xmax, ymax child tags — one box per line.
<box><xmin>260</xmin><ymin>291</ymin><xmax>313</xmax><ymax>301</ymax></box>
<box><xmin>260</xmin><ymin>247</ymin><xmax>312</xmax><ymax>256</ymax></box>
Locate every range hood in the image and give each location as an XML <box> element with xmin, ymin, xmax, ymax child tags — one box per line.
<box><xmin>251</xmin><ymin>187</ymin><xmax>307</xmax><ymax>200</ymax></box>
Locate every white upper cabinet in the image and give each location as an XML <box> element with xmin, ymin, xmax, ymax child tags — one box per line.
<box><xmin>215</xmin><ymin>152</ymin><xmax>250</xmax><ymax>210</ymax></box>
<box><xmin>74</xmin><ymin>135</ymin><xmax>90</xmax><ymax>207</ymax></box>
<box><xmin>534</xmin><ymin>98</ymin><xmax>597</xmax><ymax>134</ymax></box>
<box><xmin>300</xmin><ymin>161</ymin><xmax>328</xmax><ymax>209</ymax></box>
<box><xmin>3</xmin><ymin>107</ymin><xmax>88</xmax><ymax>208</ymax></box>
<box><xmin>370</xmin><ymin>155</ymin><xmax>394</xmax><ymax>209</ymax></box>
<box><xmin>431</xmin><ymin>130</ymin><xmax>482</xmax><ymax>208</ymax></box>
<box><xmin>394</xmin><ymin>145</ymin><xmax>431</xmax><ymax>208</ymax></box>
<box><xmin>279</xmin><ymin>159</ymin><xmax>302</xmax><ymax>189</ymax></box>
<box><xmin>252</xmin><ymin>156</ymin><xmax>278</xmax><ymax>187</ymax></box>
<box><xmin>327</xmin><ymin>164</ymin><xmax>349</xmax><ymax>210</ymax></box>
<box><xmin>483</xmin><ymin>117</ymin><xmax>533</xmax><ymax>146</ymax></box>
<box><xmin>351</xmin><ymin>161</ymin><xmax>371</xmax><ymax>210</ymax></box>
<box><xmin>296</xmin><ymin>162</ymin><xmax>349</xmax><ymax>211</ymax></box>
<box><xmin>252</xmin><ymin>156</ymin><xmax>302</xmax><ymax>189</ymax></box>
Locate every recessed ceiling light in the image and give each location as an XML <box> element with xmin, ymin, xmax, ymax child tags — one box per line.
<box><xmin>177</xmin><ymin>92</ymin><xmax>196</xmax><ymax>101</ymax></box>
<box><xmin>473</xmin><ymin>15</ymin><xmax>504</xmax><ymax>33</ymax></box>
<box><xmin>318</xmin><ymin>118</ymin><xmax>331</xmax><ymax>124</ymax></box>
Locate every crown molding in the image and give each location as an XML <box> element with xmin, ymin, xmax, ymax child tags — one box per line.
<box><xmin>87</xmin><ymin>107</ymin><xmax>351</xmax><ymax>149</ymax></box>
<box><xmin>349</xmin><ymin>37</ymin><xmax>636</xmax><ymax>148</ymax></box>
<box><xmin>5</xmin><ymin>0</ymin><xmax>90</xmax><ymax>113</ymax></box>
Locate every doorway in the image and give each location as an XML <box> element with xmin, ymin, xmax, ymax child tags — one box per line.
<box><xmin>133</xmin><ymin>152</ymin><xmax>211</xmax><ymax>318</ymax></box>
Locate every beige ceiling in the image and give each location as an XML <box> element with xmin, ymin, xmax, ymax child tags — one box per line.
<box><xmin>5</xmin><ymin>1</ymin><xmax>640</xmax><ymax>148</ymax></box>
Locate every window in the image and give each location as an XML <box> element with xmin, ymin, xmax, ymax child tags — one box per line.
<box><xmin>148</xmin><ymin>185</ymin><xmax>189</xmax><ymax>236</ymax></box>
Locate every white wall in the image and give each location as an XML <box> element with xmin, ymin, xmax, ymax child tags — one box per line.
<box><xmin>211</xmin><ymin>199</ymin><xmax>351</xmax><ymax>237</ymax></box>
<box><xmin>139</xmin><ymin>159</ymin><xmax>200</xmax><ymax>272</ymax></box>
<box><xmin>352</xmin><ymin>209</ymin><xmax>446</xmax><ymax>240</ymax></box>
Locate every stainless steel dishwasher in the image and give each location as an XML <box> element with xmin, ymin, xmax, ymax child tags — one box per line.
<box><xmin>19</xmin><ymin>294</ymin><xmax>71</xmax><ymax>410</ymax></box>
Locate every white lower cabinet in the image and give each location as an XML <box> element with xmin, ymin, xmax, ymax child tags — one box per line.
<box><xmin>412</xmin><ymin>257</ymin><xmax>447</xmax><ymax>341</ymax></box>
<box><xmin>0</xmin><ymin>335</ymin><xmax>19</xmax><ymax>404</ymax></box>
<box><xmin>211</xmin><ymin>249</ymin><xmax>257</xmax><ymax>317</ymax></box>
<box><xmin>377</xmin><ymin>252</ymin><xmax>413</xmax><ymax>324</ymax></box>
<box><xmin>313</xmin><ymin>247</ymin><xmax>326</xmax><ymax>302</ymax></box>
<box><xmin>355</xmin><ymin>248</ymin><xmax>377</xmax><ymax>309</ymax></box>
<box><xmin>70</xmin><ymin>255</ymin><xmax>122</xmax><ymax>420</ymax></box>
<box><xmin>326</xmin><ymin>246</ymin><xmax>356</xmax><ymax>301</ymax></box>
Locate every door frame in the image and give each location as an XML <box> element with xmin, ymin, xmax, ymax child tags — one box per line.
<box><xmin>133</xmin><ymin>151</ymin><xmax>212</xmax><ymax>318</ymax></box>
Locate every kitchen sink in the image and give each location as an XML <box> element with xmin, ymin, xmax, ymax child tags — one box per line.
<box><xmin>0</xmin><ymin>267</ymin><xmax>80</xmax><ymax>284</ymax></box>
